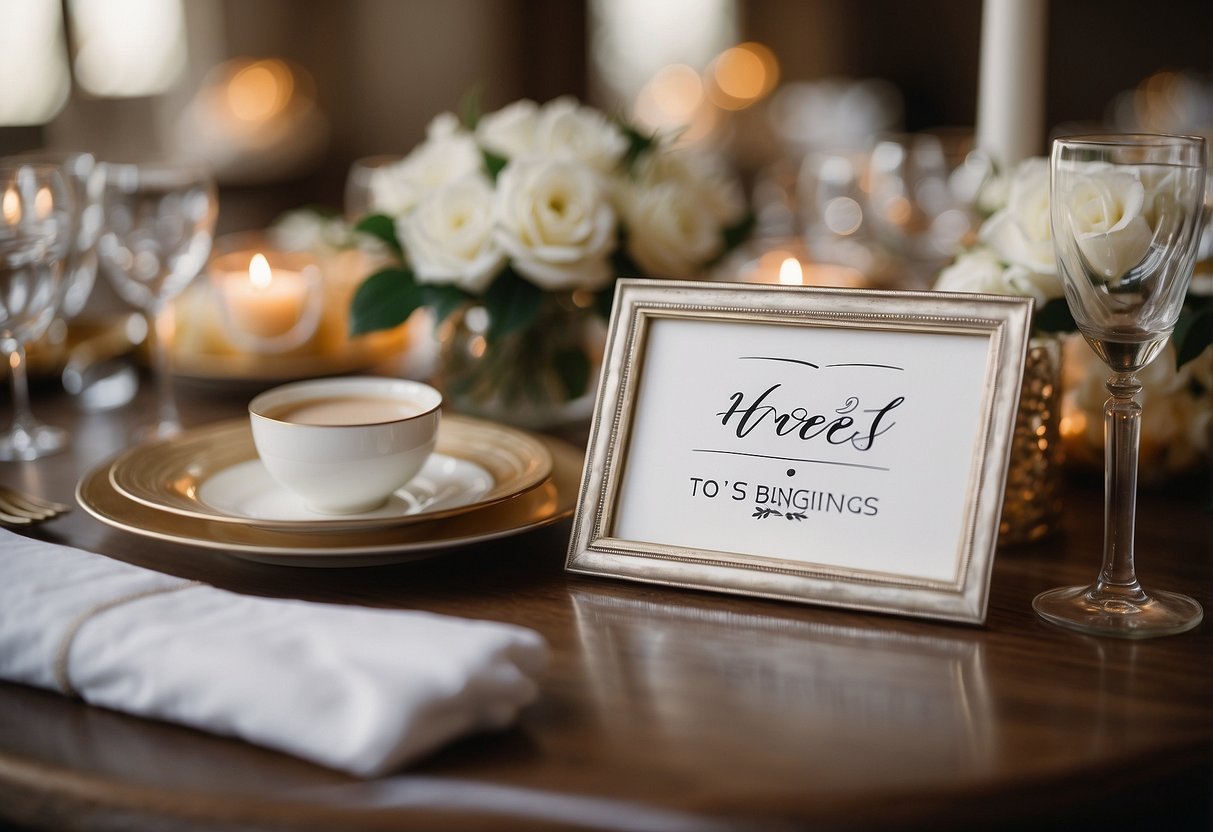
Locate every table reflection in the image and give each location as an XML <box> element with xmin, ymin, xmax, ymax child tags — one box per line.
<box><xmin>571</xmin><ymin>590</ymin><xmax>995</xmax><ymax>790</ymax></box>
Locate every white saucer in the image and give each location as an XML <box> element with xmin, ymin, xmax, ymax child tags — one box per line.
<box><xmin>196</xmin><ymin>453</ymin><xmax>494</xmax><ymax>527</ymax></box>
<box><xmin>106</xmin><ymin>415</ymin><xmax>554</xmax><ymax>534</ymax></box>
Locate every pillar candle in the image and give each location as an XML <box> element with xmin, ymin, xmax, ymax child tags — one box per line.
<box><xmin>976</xmin><ymin>0</ymin><xmax>1048</xmax><ymax>171</ymax></box>
<box><xmin>219</xmin><ymin>253</ymin><xmax>307</xmax><ymax>339</ymax></box>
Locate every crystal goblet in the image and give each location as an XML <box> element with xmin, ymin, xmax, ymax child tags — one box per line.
<box><xmin>97</xmin><ymin>161</ymin><xmax>217</xmax><ymax>440</ymax></box>
<box><xmin>1034</xmin><ymin>133</ymin><xmax>1207</xmax><ymax>638</ymax></box>
<box><xmin>0</xmin><ymin>162</ymin><xmax>74</xmax><ymax>460</ymax></box>
<box><xmin>18</xmin><ymin>150</ymin><xmax>104</xmax><ymax>319</ymax></box>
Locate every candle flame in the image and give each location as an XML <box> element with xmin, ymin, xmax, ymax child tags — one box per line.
<box><xmin>34</xmin><ymin>187</ymin><xmax>53</xmax><ymax>220</ymax></box>
<box><xmin>2</xmin><ymin>187</ymin><xmax>20</xmax><ymax>224</ymax></box>
<box><xmin>227</xmin><ymin>59</ymin><xmax>295</xmax><ymax>122</ymax></box>
<box><xmin>249</xmin><ymin>253</ymin><xmax>272</xmax><ymax>289</ymax></box>
<box><xmin>778</xmin><ymin>257</ymin><xmax>803</xmax><ymax>285</ymax></box>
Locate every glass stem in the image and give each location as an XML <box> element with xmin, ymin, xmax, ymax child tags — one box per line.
<box><xmin>6</xmin><ymin>338</ymin><xmax>35</xmax><ymax>435</ymax></box>
<box><xmin>148</xmin><ymin>306</ymin><xmax>181</xmax><ymax>432</ymax></box>
<box><xmin>1099</xmin><ymin>371</ymin><xmax>1145</xmax><ymax>598</ymax></box>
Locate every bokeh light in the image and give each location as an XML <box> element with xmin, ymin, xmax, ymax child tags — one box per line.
<box><xmin>708</xmin><ymin>42</ymin><xmax>779</xmax><ymax>110</ymax></box>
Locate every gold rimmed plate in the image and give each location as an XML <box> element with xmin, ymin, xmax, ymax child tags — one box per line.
<box><xmin>108</xmin><ymin>415</ymin><xmax>553</xmax><ymax>533</ymax></box>
<box><xmin>78</xmin><ymin>434</ymin><xmax>582</xmax><ymax>567</ymax></box>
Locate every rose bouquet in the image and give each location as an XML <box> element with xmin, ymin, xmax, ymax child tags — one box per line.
<box><xmin>935</xmin><ymin>156</ymin><xmax>1213</xmax><ymax>482</ymax></box>
<box><xmin>346</xmin><ymin>96</ymin><xmax>751</xmax><ymax>426</ymax></box>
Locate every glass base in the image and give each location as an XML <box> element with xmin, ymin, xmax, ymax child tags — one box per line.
<box><xmin>1033</xmin><ymin>584</ymin><xmax>1204</xmax><ymax>639</ymax></box>
<box><xmin>0</xmin><ymin>423</ymin><xmax>69</xmax><ymax>461</ymax></box>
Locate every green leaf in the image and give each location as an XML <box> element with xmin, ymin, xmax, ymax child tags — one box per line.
<box><xmin>459</xmin><ymin>85</ymin><xmax>484</xmax><ymax>129</ymax></box>
<box><xmin>620</xmin><ymin>123</ymin><xmax>658</xmax><ymax>170</ymax></box>
<box><xmin>483</xmin><ymin>149</ymin><xmax>508</xmax><ymax>181</ymax></box>
<box><xmin>553</xmin><ymin>347</ymin><xmax>591</xmax><ymax>400</ymax></box>
<box><xmin>1173</xmin><ymin>304</ymin><xmax>1213</xmax><ymax>369</ymax></box>
<box><xmin>483</xmin><ymin>269</ymin><xmax>543</xmax><ymax>340</ymax></box>
<box><xmin>721</xmin><ymin>211</ymin><xmax>755</xmax><ymax>256</ymax></box>
<box><xmin>421</xmin><ymin>284</ymin><xmax>471</xmax><ymax>325</ymax></box>
<box><xmin>703</xmin><ymin>210</ymin><xmax>757</xmax><ymax>270</ymax></box>
<box><xmin>349</xmin><ymin>268</ymin><xmax>423</xmax><ymax>335</ymax></box>
<box><xmin>353</xmin><ymin>214</ymin><xmax>403</xmax><ymax>259</ymax></box>
<box><xmin>593</xmin><ymin>281</ymin><xmax>617</xmax><ymax>321</ymax></box>
<box><xmin>610</xmin><ymin>243</ymin><xmax>648</xmax><ymax>280</ymax></box>
<box><xmin>1033</xmin><ymin>297</ymin><xmax>1077</xmax><ymax>334</ymax></box>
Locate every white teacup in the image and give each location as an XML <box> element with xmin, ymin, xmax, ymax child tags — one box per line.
<box><xmin>249</xmin><ymin>376</ymin><xmax>442</xmax><ymax>515</ymax></box>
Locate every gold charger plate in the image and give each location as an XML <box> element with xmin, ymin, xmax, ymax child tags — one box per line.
<box><xmin>78</xmin><ymin>433</ymin><xmax>583</xmax><ymax>567</ymax></box>
<box><xmin>108</xmin><ymin>415</ymin><xmax>553</xmax><ymax>533</ymax></box>
<box><xmin>168</xmin><ymin>344</ymin><xmax>398</xmax><ymax>385</ymax></box>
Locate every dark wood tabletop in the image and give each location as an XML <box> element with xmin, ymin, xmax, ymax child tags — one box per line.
<box><xmin>1</xmin><ymin>370</ymin><xmax>1211</xmax><ymax>832</ymax></box>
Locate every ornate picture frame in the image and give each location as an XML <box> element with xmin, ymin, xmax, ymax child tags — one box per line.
<box><xmin>566</xmin><ymin>279</ymin><xmax>1034</xmax><ymax>624</ymax></box>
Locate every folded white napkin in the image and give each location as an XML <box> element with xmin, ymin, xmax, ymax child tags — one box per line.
<box><xmin>0</xmin><ymin>528</ymin><xmax>549</xmax><ymax>777</ymax></box>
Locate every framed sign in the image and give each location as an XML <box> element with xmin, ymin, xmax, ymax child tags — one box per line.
<box><xmin>566</xmin><ymin>279</ymin><xmax>1034</xmax><ymax>624</ymax></box>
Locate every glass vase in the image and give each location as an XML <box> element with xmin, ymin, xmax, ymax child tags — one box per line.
<box><xmin>436</xmin><ymin>293</ymin><xmax>604</xmax><ymax>431</ymax></box>
<box><xmin>999</xmin><ymin>334</ymin><xmax>1064</xmax><ymax>546</ymax></box>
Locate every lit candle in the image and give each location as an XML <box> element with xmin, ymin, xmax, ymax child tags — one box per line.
<box><xmin>2</xmin><ymin>187</ymin><xmax>20</xmax><ymax>224</ymax></box>
<box><xmin>747</xmin><ymin>249</ymin><xmax>866</xmax><ymax>288</ymax></box>
<box><xmin>219</xmin><ymin>252</ymin><xmax>308</xmax><ymax>339</ymax></box>
<box><xmin>976</xmin><ymin>0</ymin><xmax>1047</xmax><ymax>170</ymax></box>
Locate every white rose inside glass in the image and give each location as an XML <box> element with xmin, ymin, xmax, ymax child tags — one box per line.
<box><xmin>1034</xmin><ymin>134</ymin><xmax>1207</xmax><ymax>639</ymax></box>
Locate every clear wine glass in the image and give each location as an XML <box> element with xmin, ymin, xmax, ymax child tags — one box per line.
<box><xmin>4</xmin><ymin>151</ymin><xmax>106</xmax><ymax>454</ymax></box>
<box><xmin>0</xmin><ymin>161</ymin><xmax>74</xmax><ymax>460</ymax></box>
<box><xmin>1034</xmin><ymin>133</ymin><xmax>1208</xmax><ymax>638</ymax></box>
<box><xmin>18</xmin><ymin>150</ymin><xmax>104</xmax><ymax>319</ymax></box>
<box><xmin>97</xmin><ymin>161</ymin><xmax>217</xmax><ymax>440</ymax></box>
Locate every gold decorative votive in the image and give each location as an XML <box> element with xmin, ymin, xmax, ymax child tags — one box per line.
<box><xmin>999</xmin><ymin>335</ymin><xmax>1064</xmax><ymax>546</ymax></box>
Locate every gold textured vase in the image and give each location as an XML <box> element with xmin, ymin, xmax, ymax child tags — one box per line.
<box><xmin>999</xmin><ymin>335</ymin><xmax>1064</xmax><ymax>546</ymax></box>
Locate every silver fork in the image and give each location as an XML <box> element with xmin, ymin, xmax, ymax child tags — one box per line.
<box><xmin>0</xmin><ymin>485</ymin><xmax>70</xmax><ymax>526</ymax></box>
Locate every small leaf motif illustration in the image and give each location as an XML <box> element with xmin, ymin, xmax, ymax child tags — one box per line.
<box><xmin>785</xmin><ymin>512</ymin><xmax>807</xmax><ymax>521</ymax></box>
<box><xmin>752</xmin><ymin>507</ymin><xmax>783</xmax><ymax>520</ymax></box>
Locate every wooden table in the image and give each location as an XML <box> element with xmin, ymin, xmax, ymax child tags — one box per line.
<box><xmin>1</xmin><ymin>375</ymin><xmax>1211</xmax><ymax>831</ymax></box>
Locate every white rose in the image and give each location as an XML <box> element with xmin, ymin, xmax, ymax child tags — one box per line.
<box><xmin>934</xmin><ymin>246</ymin><xmax>1061</xmax><ymax>304</ymax></box>
<box><xmin>975</xmin><ymin>168</ymin><xmax>1010</xmax><ymax>216</ymax></box>
<box><xmin>424</xmin><ymin>111</ymin><xmax>463</xmax><ymax>140</ymax></box>
<box><xmin>369</xmin><ymin>115</ymin><xmax>482</xmax><ymax>215</ymax></box>
<box><xmin>980</xmin><ymin>158</ymin><xmax>1056</xmax><ymax>275</ymax></box>
<box><xmin>1062</xmin><ymin>167</ymin><xmax>1154</xmax><ymax>283</ymax></box>
<box><xmin>398</xmin><ymin>174</ymin><xmax>505</xmax><ymax>294</ymax></box>
<box><xmin>633</xmin><ymin>145</ymin><xmax>746</xmax><ymax>227</ymax></box>
<box><xmin>269</xmin><ymin>209</ymin><xmax>350</xmax><ymax>252</ymax></box>
<box><xmin>494</xmin><ymin>156</ymin><xmax>617</xmax><ymax>291</ymax></box>
<box><xmin>533</xmin><ymin>97</ymin><xmax>628</xmax><ymax>174</ymax></box>
<box><xmin>621</xmin><ymin>178</ymin><xmax>722</xmax><ymax>278</ymax></box>
<box><xmin>475</xmin><ymin>99</ymin><xmax>540</xmax><ymax>160</ymax></box>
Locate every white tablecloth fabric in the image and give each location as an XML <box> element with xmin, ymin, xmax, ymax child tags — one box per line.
<box><xmin>0</xmin><ymin>528</ymin><xmax>549</xmax><ymax>777</ymax></box>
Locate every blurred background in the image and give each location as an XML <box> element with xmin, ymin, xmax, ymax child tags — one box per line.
<box><xmin>1</xmin><ymin>0</ymin><xmax>1211</xmax><ymax>484</ymax></box>
<box><xmin>2</xmin><ymin>0</ymin><xmax>1211</xmax><ymax>235</ymax></box>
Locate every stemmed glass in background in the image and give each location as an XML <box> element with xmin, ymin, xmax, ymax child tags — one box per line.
<box><xmin>866</xmin><ymin>133</ymin><xmax>971</xmax><ymax>286</ymax></box>
<box><xmin>0</xmin><ymin>162</ymin><xmax>74</xmax><ymax>460</ymax></box>
<box><xmin>5</xmin><ymin>151</ymin><xmax>106</xmax><ymax>450</ymax></box>
<box><xmin>19</xmin><ymin>151</ymin><xmax>104</xmax><ymax>319</ymax></box>
<box><xmin>1035</xmin><ymin>133</ymin><xmax>1208</xmax><ymax>638</ymax></box>
<box><xmin>98</xmin><ymin>161</ymin><xmax>217</xmax><ymax>440</ymax></box>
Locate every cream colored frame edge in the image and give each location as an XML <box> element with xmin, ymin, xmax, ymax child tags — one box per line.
<box><xmin>565</xmin><ymin>279</ymin><xmax>1034</xmax><ymax>625</ymax></box>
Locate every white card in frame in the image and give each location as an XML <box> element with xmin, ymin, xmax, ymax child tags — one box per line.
<box><xmin>566</xmin><ymin>279</ymin><xmax>1034</xmax><ymax>625</ymax></box>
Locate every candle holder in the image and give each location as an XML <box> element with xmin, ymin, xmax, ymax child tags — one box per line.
<box><xmin>208</xmin><ymin>233</ymin><xmax>324</xmax><ymax>355</ymax></box>
<box><xmin>730</xmin><ymin>238</ymin><xmax>869</xmax><ymax>289</ymax></box>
